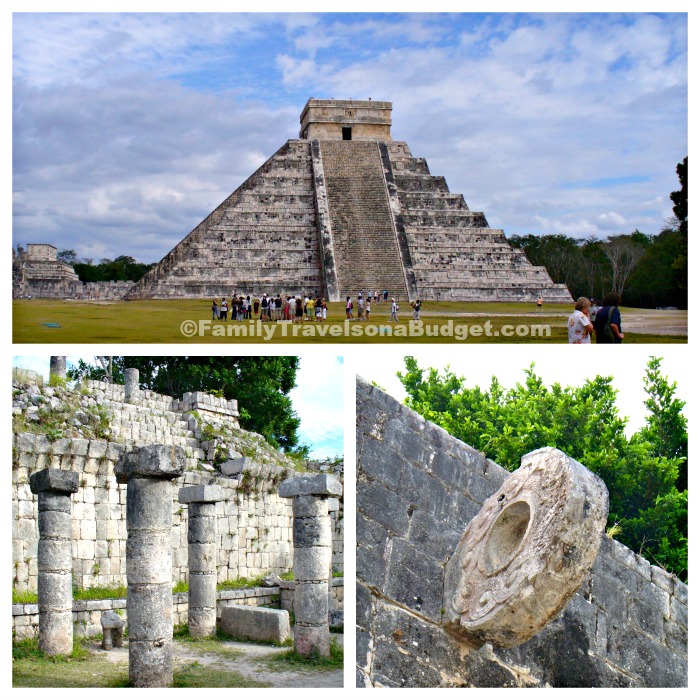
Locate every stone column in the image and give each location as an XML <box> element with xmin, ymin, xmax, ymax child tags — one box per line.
<box><xmin>29</xmin><ymin>468</ymin><xmax>79</xmax><ymax>656</ymax></box>
<box><xmin>115</xmin><ymin>445</ymin><xmax>185</xmax><ymax>688</ymax></box>
<box><xmin>49</xmin><ymin>356</ymin><xmax>67</xmax><ymax>380</ymax></box>
<box><xmin>178</xmin><ymin>484</ymin><xmax>224</xmax><ymax>637</ymax></box>
<box><xmin>280</xmin><ymin>473</ymin><xmax>343</xmax><ymax>657</ymax></box>
<box><xmin>124</xmin><ymin>368</ymin><xmax>139</xmax><ymax>404</ymax></box>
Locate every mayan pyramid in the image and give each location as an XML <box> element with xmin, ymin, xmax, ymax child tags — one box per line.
<box><xmin>126</xmin><ymin>99</ymin><xmax>571</xmax><ymax>302</ymax></box>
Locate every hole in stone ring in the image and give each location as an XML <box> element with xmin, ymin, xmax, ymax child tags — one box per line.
<box><xmin>483</xmin><ymin>500</ymin><xmax>531</xmax><ymax>574</ymax></box>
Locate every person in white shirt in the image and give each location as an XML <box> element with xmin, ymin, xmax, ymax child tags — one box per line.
<box><xmin>568</xmin><ymin>297</ymin><xmax>594</xmax><ymax>344</ymax></box>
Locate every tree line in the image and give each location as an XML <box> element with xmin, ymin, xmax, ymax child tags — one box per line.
<box><xmin>57</xmin><ymin>251</ymin><xmax>155</xmax><ymax>283</ymax></box>
<box><xmin>398</xmin><ymin>356</ymin><xmax>687</xmax><ymax>581</ymax></box>
<box><xmin>510</xmin><ymin>157</ymin><xmax>687</xmax><ymax>309</ymax></box>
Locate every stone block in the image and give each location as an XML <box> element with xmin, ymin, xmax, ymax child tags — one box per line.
<box><xmin>293</xmin><ymin>516</ymin><xmax>332</xmax><ymax>548</ymax></box>
<box><xmin>292</xmin><ymin>495</ymin><xmax>329</xmax><ymax>518</ymax></box>
<box><xmin>29</xmin><ymin>469</ymin><xmax>79</xmax><ymax>495</ymax></box>
<box><xmin>219</xmin><ymin>605</ymin><xmax>290</xmax><ymax>644</ymax></box>
<box><xmin>178</xmin><ymin>484</ymin><xmax>225</xmax><ymax>503</ymax></box>
<box><xmin>114</xmin><ymin>445</ymin><xmax>185</xmax><ymax>483</ymax></box>
<box><xmin>279</xmin><ymin>474</ymin><xmax>343</xmax><ymax>498</ymax></box>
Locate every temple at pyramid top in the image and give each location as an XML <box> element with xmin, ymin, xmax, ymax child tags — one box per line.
<box><xmin>299</xmin><ymin>99</ymin><xmax>393</xmax><ymax>141</ymax></box>
<box><xmin>122</xmin><ymin>98</ymin><xmax>571</xmax><ymax>303</ymax></box>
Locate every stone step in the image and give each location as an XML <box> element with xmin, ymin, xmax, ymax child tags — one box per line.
<box><xmin>319</xmin><ymin>140</ymin><xmax>408</xmax><ymax>298</ymax></box>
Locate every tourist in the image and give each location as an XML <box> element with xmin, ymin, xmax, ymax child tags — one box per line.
<box><xmin>358</xmin><ymin>294</ymin><xmax>365</xmax><ymax>320</ymax></box>
<box><xmin>306</xmin><ymin>296</ymin><xmax>315</xmax><ymax>321</ymax></box>
<box><xmin>589</xmin><ymin>299</ymin><xmax>599</xmax><ymax>323</ymax></box>
<box><xmin>246</xmin><ymin>296</ymin><xmax>252</xmax><ymax>319</ymax></box>
<box><xmin>253</xmin><ymin>296</ymin><xmax>260</xmax><ymax>319</ymax></box>
<box><xmin>594</xmin><ymin>293</ymin><xmax>624</xmax><ymax>344</ymax></box>
<box><xmin>375</xmin><ymin>290</ymin><xmax>380</xmax><ymax>304</ymax></box>
<box><xmin>211</xmin><ymin>298</ymin><xmax>219</xmax><ymax>320</ymax></box>
<box><xmin>383</xmin><ymin>290</ymin><xmax>389</xmax><ymax>303</ymax></box>
<box><xmin>260</xmin><ymin>294</ymin><xmax>268</xmax><ymax>321</ymax></box>
<box><xmin>295</xmin><ymin>296</ymin><xmax>304</xmax><ymax>323</ymax></box>
<box><xmin>220</xmin><ymin>298</ymin><xmax>228</xmax><ymax>321</ymax></box>
<box><xmin>315</xmin><ymin>296</ymin><xmax>323</xmax><ymax>322</ymax></box>
<box><xmin>346</xmin><ymin>296</ymin><xmax>354</xmax><ymax>319</ymax></box>
<box><xmin>322</xmin><ymin>298</ymin><xmax>328</xmax><ymax>321</ymax></box>
<box><xmin>411</xmin><ymin>300</ymin><xmax>422</xmax><ymax>320</ymax></box>
<box><xmin>537</xmin><ymin>295</ymin><xmax>543</xmax><ymax>311</ymax></box>
<box><xmin>275</xmin><ymin>294</ymin><xmax>283</xmax><ymax>321</ymax></box>
<box><xmin>390</xmin><ymin>298</ymin><xmax>399</xmax><ymax>322</ymax></box>
<box><xmin>365</xmin><ymin>297</ymin><xmax>371</xmax><ymax>321</ymax></box>
<box><xmin>567</xmin><ymin>297</ymin><xmax>594</xmax><ymax>344</ymax></box>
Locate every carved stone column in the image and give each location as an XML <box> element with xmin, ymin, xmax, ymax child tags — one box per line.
<box><xmin>178</xmin><ymin>484</ymin><xmax>224</xmax><ymax>637</ymax></box>
<box><xmin>30</xmin><ymin>468</ymin><xmax>79</xmax><ymax>656</ymax></box>
<box><xmin>280</xmin><ymin>474</ymin><xmax>343</xmax><ymax>656</ymax></box>
<box><xmin>115</xmin><ymin>445</ymin><xmax>185</xmax><ymax>687</ymax></box>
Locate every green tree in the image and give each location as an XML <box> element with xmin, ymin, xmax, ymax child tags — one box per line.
<box><xmin>57</xmin><ymin>249</ymin><xmax>78</xmax><ymax>264</ymax></box>
<box><xmin>398</xmin><ymin>356</ymin><xmax>687</xmax><ymax>581</ymax></box>
<box><xmin>68</xmin><ymin>356</ymin><xmax>308</xmax><ymax>456</ymax></box>
<box><xmin>670</xmin><ymin>156</ymin><xmax>687</xmax><ymax>238</ymax></box>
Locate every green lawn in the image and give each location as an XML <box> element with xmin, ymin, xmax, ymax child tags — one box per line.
<box><xmin>12</xmin><ymin>300</ymin><xmax>686</xmax><ymax>344</ymax></box>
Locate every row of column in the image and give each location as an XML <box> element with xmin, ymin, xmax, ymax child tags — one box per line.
<box><xmin>30</xmin><ymin>446</ymin><xmax>342</xmax><ymax>686</ymax></box>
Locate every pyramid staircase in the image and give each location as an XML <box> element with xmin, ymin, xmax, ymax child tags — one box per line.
<box><xmin>318</xmin><ymin>140</ymin><xmax>409</xmax><ymax>301</ymax></box>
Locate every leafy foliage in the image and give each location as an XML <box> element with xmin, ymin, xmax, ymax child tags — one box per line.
<box><xmin>510</xmin><ymin>230</ymin><xmax>687</xmax><ymax>309</ymax></box>
<box><xmin>69</xmin><ymin>255</ymin><xmax>155</xmax><ymax>283</ymax></box>
<box><xmin>68</xmin><ymin>356</ymin><xmax>308</xmax><ymax>455</ymax></box>
<box><xmin>398</xmin><ymin>356</ymin><xmax>687</xmax><ymax>581</ymax></box>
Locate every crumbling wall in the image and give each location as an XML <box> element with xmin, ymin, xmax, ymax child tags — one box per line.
<box><xmin>12</xmin><ymin>375</ymin><xmax>343</xmax><ymax>596</ymax></box>
<box><xmin>356</xmin><ymin>378</ymin><xmax>687</xmax><ymax>688</ymax></box>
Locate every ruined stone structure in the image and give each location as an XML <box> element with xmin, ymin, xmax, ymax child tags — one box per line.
<box><xmin>12</xmin><ymin>369</ymin><xmax>344</xmax><ymax>641</ymax></box>
<box><xmin>280</xmin><ymin>473</ymin><xmax>343</xmax><ymax>657</ymax></box>
<box><xmin>12</xmin><ymin>244</ymin><xmax>134</xmax><ymax>300</ymax></box>
<box><xmin>116</xmin><ymin>445</ymin><xmax>185</xmax><ymax>687</ymax></box>
<box><xmin>356</xmin><ymin>378</ymin><xmax>687</xmax><ymax>688</ymax></box>
<box><xmin>125</xmin><ymin>99</ymin><xmax>571</xmax><ymax>303</ymax></box>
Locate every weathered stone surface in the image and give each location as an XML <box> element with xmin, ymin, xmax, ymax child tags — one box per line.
<box><xmin>295</xmin><ymin>625</ymin><xmax>331</xmax><ymax>657</ymax></box>
<box><xmin>114</xmin><ymin>444</ymin><xmax>185</xmax><ymax>483</ymax></box>
<box><xmin>220</xmin><ymin>605</ymin><xmax>290</xmax><ymax>644</ymax></box>
<box><xmin>443</xmin><ymin>447</ymin><xmax>609</xmax><ymax>648</ymax></box>
<box><xmin>30</xmin><ymin>468</ymin><xmax>79</xmax><ymax>495</ymax></box>
<box><xmin>294</xmin><ymin>546</ymin><xmax>332</xmax><ymax>581</ymax></box>
<box><xmin>220</xmin><ymin>457</ymin><xmax>256</xmax><ymax>476</ymax></box>
<box><xmin>280</xmin><ymin>473</ymin><xmax>343</xmax><ymax>498</ymax></box>
<box><xmin>293</xmin><ymin>516</ymin><xmax>332</xmax><ymax>548</ymax></box>
<box><xmin>128</xmin><ymin>640</ymin><xmax>173</xmax><ymax>688</ymax></box>
<box><xmin>124</xmin><ymin>368</ymin><xmax>139</xmax><ymax>404</ymax></box>
<box><xmin>49</xmin><ymin>356</ymin><xmax>67</xmax><ymax>379</ymax></box>
<box><xmin>295</xmin><ymin>582</ymin><xmax>329</xmax><ymax>626</ymax></box>
<box><xmin>38</xmin><ymin>611</ymin><xmax>73</xmax><ymax>656</ymax></box>
<box><xmin>292</xmin><ymin>494</ymin><xmax>330</xmax><ymax>518</ymax></box>
<box><xmin>178</xmin><ymin>484</ymin><xmax>225</xmax><ymax>504</ymax></box>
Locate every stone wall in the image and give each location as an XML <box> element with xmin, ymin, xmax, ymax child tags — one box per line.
<box><xmin>12</xmin><ymin>374</ymin><xmax>343</xmax><ymax>597</ymax></box>
<box><xmin>12</xmin><ymin>579</ymin><xmax>344</xmax><ymax>640</ymax></box>
<box><xmin>356</xmin><ymin>377</ymin><xmax>687</xmax><ymax>688</ymax></box>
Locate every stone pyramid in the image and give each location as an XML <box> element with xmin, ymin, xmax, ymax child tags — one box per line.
<box><xmin>126</xmin><ymin>99</ymin><xmax>571</xmax><ymax>303</ymax></box>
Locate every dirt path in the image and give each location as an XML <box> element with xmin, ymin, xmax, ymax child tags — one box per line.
<box><xmin>424</xmin><ymin>309</ymin><xmax>687</xmax><ymax>336</ymax></box>
<box><xmin>88</xmin><ymin>635</ymin><xmax>344</xmax><ymax>688</ymax></box>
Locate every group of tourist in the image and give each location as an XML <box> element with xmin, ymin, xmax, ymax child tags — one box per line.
<box><xmin>211</xmin><ymin>294</ymin><xmax>330</xmax><ymax>323</ymax></box>
<box><xmin>209</xmin><ymin>290</ymin><xmax>425</xmax><ymax>325</ymax></box>
<box><xmin>568</xmin><ymin>293</ymin><xmax>624</xmax><ymax>344</ymax></box>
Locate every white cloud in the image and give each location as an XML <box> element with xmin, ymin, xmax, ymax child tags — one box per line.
<box><xmin>12</xmin><ymin>13</ymin><xmax>687</xmax><ymax>262</ymax></box>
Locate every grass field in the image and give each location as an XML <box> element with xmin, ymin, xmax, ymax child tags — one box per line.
<box><xmin>12</xmin><ymin>300</ymin><xmax>687</xmax><ymax>344</ymax></box>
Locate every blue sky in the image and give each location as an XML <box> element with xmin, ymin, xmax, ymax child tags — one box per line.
<box><xmin>13</xmin><ymin>355</ymin><xmax>344</xmax><ymax>459</ymax></box>
<box><xmin>12</xmin><ymin>12</ymin><xmax>687</xmax><ymax>263</ymax></box>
